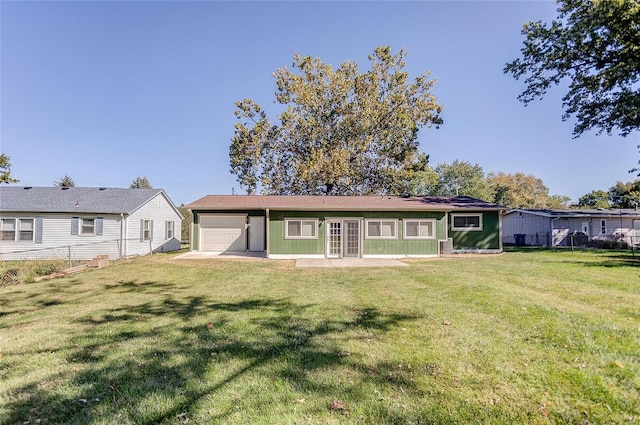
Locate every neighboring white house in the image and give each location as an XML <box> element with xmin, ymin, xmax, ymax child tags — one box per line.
<box><xmin>502</xmin><ymin>208</ymin><xmax>640</xmax><ymax>247</ymax></box>
<box><xmin>0</xmin><ymin>186</ymin><xmax>183</xmax><ymax>260</ymax></box>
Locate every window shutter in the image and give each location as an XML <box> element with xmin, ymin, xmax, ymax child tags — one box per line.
<box><xmin>71</xmin><ymin>217</ymin><xmax>79</xmax><ymax>235</ymax></box>
<box><xmin>140</xmin><ymin>219</ymin><xmax>144</xmax><ymax>242</ymax></box>
<box><xmin>35</xmin><ymin>217</ymin><xmax>43</xmax><ymax>244</ymax></box>
<box><xmin>96</xmin><ymin>217</ymin><xmax>103</xmax><ymax>236</ymax></box>
<box><xmin>150</xmin><ymin>220</ymin><xmax>154</xmax><ymax>241</ymax></box>
<box><xmin>165</xmin><ymin>221</ymin><xmax>168</xmax><ymax>240</ymax></box>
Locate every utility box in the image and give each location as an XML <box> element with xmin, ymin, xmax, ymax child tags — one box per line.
<box><xmin>440</xmin><ymin>238</ymin><xmax>453</xmax><ymax>255</ymax></box>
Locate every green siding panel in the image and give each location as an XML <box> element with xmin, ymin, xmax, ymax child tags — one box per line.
<box><xmin>450</xmin><ymin>211</ymin><xmax>501</xmax><ymax>250</ymax></box>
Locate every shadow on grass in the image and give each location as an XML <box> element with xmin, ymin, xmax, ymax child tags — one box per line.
<box><xmin>3</xmin><ymin>294</ymin><xmax>422</xmax><ymax>424</ymax></box>
<box><xmin>505</xmin><ymin>246</ymin><xmax>640</xmax><ymax>268</ymax></box>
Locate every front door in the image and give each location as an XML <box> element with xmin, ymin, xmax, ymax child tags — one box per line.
<box><xmin>327</xmin><ymin>219</ymin><xmax>360</xmax><ymax>258</ymax></box>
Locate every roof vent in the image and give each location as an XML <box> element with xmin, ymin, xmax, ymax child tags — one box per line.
<box><xmin>62</xmin><ymin>187</ymin><xmax>70</xmax><ymax>190</ymax></box>
<box><xmin>24</xmin><ymin>186</ymin><xmax>32</xmax><ymax>190</ymax></box>
<box><xmin>99</xmin><ymin>187</ymin><xmax>107</xmax><ymax>191</ymax></box>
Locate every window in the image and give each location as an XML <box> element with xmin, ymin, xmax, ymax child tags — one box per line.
<box><xmin>404</xmin><ymin>219</ymin><xmax>435</xmax><ymax>239</ymax></box>
<box><xmin>81</xmin><ymin>218</ymin><xmax>95</xmax><ymax>235</ymax></box>
<box><xmin>1</xmin><ymin>218</ymin><xmax>16</xmax><ymax>241</ymax></box>
<box><xmin>451</xmin><ymin>214</ymin><xmax>483</xmax><ymax>231</ymax></box>
<box><xmin>143</xmin><ymin>219</ymin><xmax>152</xmax><ymax>241</ymax></box>
<box><xmin>19</xmin><ymin>219</ymin><xmax>34</xmax><ymax>241</ymax></box>
<box><xmin>285</xmin><ymin>219</ymin><xmax>317</xmax><ymax>239</ymax></box>
<box><xmin>366</xmin><ymin>219</ymin><xmax>397</xmax><ymax>239</ymax></box>
<box><xmin>166</xmin><ymin>221</ymin><xmax>174</xmax><ymax>239</ymax></box>
<box><xmin>601</xmin><ymin>220</ymin><xmax>606</xmax><ymax>234</ymax></box>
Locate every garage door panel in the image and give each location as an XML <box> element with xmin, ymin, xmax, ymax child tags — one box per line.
<box><xmin>200</xmin><ymin>215</ymin><xmax>246</xmax><ymax>252</ymax></box>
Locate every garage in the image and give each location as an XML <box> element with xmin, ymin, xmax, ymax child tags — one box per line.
<box><xmin>199</xmin><ymin>215</ymin><xmax>246</xmax><ymax>252</ymax></box>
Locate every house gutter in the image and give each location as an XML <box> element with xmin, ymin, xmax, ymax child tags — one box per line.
<box><xmin>120</xmin><ymin>213</ymin><xmax>124</xmax><ymax>258</ymax></box>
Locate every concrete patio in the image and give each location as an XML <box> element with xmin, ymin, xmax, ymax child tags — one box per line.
<box><xmin>172</xmin><ymin>252</ymin><xmax>408</xmax><ymax>267</ymax></box>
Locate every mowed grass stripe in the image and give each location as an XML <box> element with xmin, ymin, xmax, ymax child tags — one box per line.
<box><xmin>1</xmin><ymin>249</ymin><xmax>638</xmax><ymax>424</ymax></box>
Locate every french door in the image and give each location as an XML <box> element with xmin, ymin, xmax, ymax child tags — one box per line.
<box><xmin>327</xmin><ymin>219</ymin><xmax>360</xmax><ymax>258</ymax></box>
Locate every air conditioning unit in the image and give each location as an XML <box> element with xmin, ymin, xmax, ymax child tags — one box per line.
<box><xmin>440</xmin><ymin>238</ymin><xmax>453</xmax><ymax>255</ymax></box>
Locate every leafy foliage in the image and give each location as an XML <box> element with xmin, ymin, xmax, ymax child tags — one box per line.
<box><xmin>0</xmin><ymin>153</ymin><xmax>19</xmax><ymax>184</ymax></box>
<box><xmin>488</xmin><ymin>171</ymin><xmax>570</xmax><ymax>209</ymax></box>
<box><xmin>430</xmin><ymin>160</ymin><xmax>493</xmax><ymax>201</ymax></box>
<box><xmin>505</xmin><ymin>0</ymin><xmax>640</xmax><ymax>137</ymax></box>
<box><xmin>578</xmin><ymin>179</ymin><xmax>640</xmax><ymax>208</ymax></box>
<box><xmin>54</xmin><ymin>175</ymin><xmax>75</xmax><ymax>188</ymax></box>
<box><xmin>130</xmin><ymin>176</ymin><xmax>152</xmax><ymax>189</ymax></box>
<box><xmin>230</xmin><ymin>46</ymin><xmax>443</xmax><ymax>195</ymax></box>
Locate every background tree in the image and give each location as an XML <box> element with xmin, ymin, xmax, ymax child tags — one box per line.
<box><xmin>0</xmin><ymin>153</ymin><xmax>19</xmax><ymax>184</ymax></box>
<box><xmin>130</xmin><ymin>176</ymin><xmax>152</xmax><ymax>189</ymax></box>
<box><xmin>487</xmin><ymin>171</ymin><xmax>566</xmax><ymax>209</ymax></box>
<box><xmin>230</xmin><ymin>46</ymin><xmax>443</xmax><ymax>195</ymax></box>
<box><xmin>576</xmin><ymin>189</ymin><xmax>612</xmax><ymax>208</ymax></box>
<box><xmin>429</xmin><ymin>160</ymin><xmax>492</xmax><ymax>201</ymax></box>
<box><xmin>576</xmin><ymin>180</ymin><xmax>640</xmax><ymax>208</ymax></box>
<box><xmin>505</xmin><ymin>0</ymin><xmax>640</xmax><ymax>138</ymax></box>
<box><xmin>54</xmin><ymin>175</ymin><xmax>75</xmax><ymax>188</ymax></box>
<box><xmin>178</xmin><ymin>205</ymin><xmax>191</xmax><ymax>243</ymax></box>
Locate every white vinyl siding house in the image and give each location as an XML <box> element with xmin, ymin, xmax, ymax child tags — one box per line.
<box><xmin>0</xmin><ymin>187</ymin><xmax>183</xmax><ymax>261</ymax></box>
<box><xmin>502</xmin><ymin>209</ymin><xmax>640</xmax><ymax>247</ymax></box>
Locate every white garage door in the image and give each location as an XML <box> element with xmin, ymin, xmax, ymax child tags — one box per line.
<box><xmin>200</xmin><ymin>215</ymin><xmax>246</xmax><ymax>252</ymax></box>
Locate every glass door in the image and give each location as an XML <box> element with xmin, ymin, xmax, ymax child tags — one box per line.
<box><xmin>343</xmin><ymin>220</ymin><xmax>360</xmax><ymax>257</ymax></box>
<box><xmin>328</xmin><ymin>220</ymin><xmax>342</xmax><ymax>258</ymax></box>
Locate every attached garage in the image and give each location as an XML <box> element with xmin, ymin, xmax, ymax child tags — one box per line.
<box><xmin>199</xmin><ymin>215</ymin><xmax>246</xmax><ymax>252</ymax></box>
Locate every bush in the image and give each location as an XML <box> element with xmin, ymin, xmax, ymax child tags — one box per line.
<box><xmin>585</xmin><ymin>239</ymin><xmax>629</xmax><ymax>250</ymax></box>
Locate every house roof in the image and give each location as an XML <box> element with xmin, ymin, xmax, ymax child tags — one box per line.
<box><xmin>185</xmin><ymin>195</ymin><xmax>504</xmax><ymax>212</ymax></box>
<box><xmin>505</xmin><ymin>208</ymin><xmax>640</xmax><ymax>218</ymax></box>
<box><xmin>0</xmin><ymin>186</ymin><xmax>182</xmax><ymax>216</ymax></box>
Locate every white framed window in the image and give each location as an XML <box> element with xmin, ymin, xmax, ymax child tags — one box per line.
<box><xmin>19</xmin><ymin>218</ymin><xmax>34</xmax><ymax>241</ymax></box>
<box><xmin>1</xmin><ymin>218</ymin><xmax>16</xmax><ymax>241</ymax></box>
<box><xmin>166</xmin><ymin>221</ymin><xmax>174</xmax><ymax>239</ymax></box>
<box><xmin>601</xmin><ymin>220</ymin><xmax>606</xmax><ymax>234</ymax></box>
<box><xmin>365</xmin><ymin>219</ymin><xmax>397</xmax><ymax>239</ymax></box>
<box><xmin>451</xmin><ymin>213</ymin><xmax>483</xmax><ymax>231</ymax></box>
<box><xmin>143</xmin><ymin>219</ymin><xmax>152</xmax><ymax>241</ymax></box>
<box><xmin>285</xmin><ymin>219</ymin><xmax>318</xmax><ymax>239</ymax></box>
<box><xmin>404</xmin><ymin>219</ymin><xmax>436</xmax><ymax>239</ymax></box>
<box><xmin>80</xmin><ymin>218</ymin><xmax>95</xmax><ymax>235</ymax></box>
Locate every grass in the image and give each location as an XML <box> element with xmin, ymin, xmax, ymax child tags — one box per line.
<box><xmin>1</xmin><ymin>249</ymin><xmax>638</xmax><ymax>424</ymax></box>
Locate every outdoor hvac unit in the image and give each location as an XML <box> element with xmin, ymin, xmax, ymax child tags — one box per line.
<box><xmin>440</xmin><ymin>238</ymin><xmax>453</xmax><ymax>255</ymax></box>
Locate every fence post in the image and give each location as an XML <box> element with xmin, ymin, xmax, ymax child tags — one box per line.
<box><xmin>68</xmin><ymin>245</ymin><xmax>72</xmax><ymax>268</ymax></box>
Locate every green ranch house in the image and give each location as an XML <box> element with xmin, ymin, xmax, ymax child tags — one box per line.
<box><xmin>185</xmin><ymin>195</ymin><xmax>504</xmax><ymax>259</ymax></box>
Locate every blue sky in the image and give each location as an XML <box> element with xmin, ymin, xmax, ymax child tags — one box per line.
<box><xmin>2</xmin><ymin>0</ymin><xmax>638</xmax><ymax>206</ymax></box>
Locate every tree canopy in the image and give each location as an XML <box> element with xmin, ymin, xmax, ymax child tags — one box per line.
<box><xmin>229</xmin><ymin>46</ymin><xmax>443</xmax><ymax>195</ymax></box>
<box><xmin>488</xmin><ymin>171</ymin><xmax>570</xmax><ymax>209</ymax></box>
<box><xmin>430</xmin><ymin>160</ymin><xmax>493</xmax><ymax>201</ymax></box>
<box><xmin>130</xmin><ymin>176</ymin><xmax>152</xmax><ymax>189</ymax></box>
<box><xmin>54</xmin><ymin>175</ymin><xmax>75</xmax><ymax>188</ymax></box>
<box><xmin>576</xmin><ymin>179</ymin><xmax>640</xmax><ymax>208</ymax></box>
<box><xmin>505</xmin><ymin>0</ymin><xmax>640</xmax><ymax>137</ymax></box>
<box><xmin>0</xmin><ymin>154</ymin><xmax>19</xmax><ymax>184</ymax></box>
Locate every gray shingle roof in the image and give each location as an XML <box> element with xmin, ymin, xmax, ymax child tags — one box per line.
<box><xmin>0</xmin><ymin>186</ymin><xmax>167</xmax><ymax>214</ymax></box>
<box><xmin>185</xmin><ymin>195</ymin><xmax>504</xmax><ymax>211</ymax></box>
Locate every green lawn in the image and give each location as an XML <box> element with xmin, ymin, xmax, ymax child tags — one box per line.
<box><xmin>1</xmin><ymin>250</ymin><xmax>638</xmax><ymax>424</ymax></box>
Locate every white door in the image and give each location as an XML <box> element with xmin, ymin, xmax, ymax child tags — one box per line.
<box><xmin>200</xmin><ymin>216</ymin><xmax>246</xmax><ymax>252</ymax></box>
<box><xmin>249</xmin><ymin>216</ymin><xmax>265</xmax><ymax>252</ymax></box>
<box><xmin>633</xmin><ymin>220</ymin><xmax>640</xmax><ymax>245</ymax></box>
<box><xmin>581</xmin><ymin>221</ymin><xmax>590</xmax><ymax>236</ymax></box>
<box><xmin>326</xmin><ymin>219</ymin><xmax>360</xmax><ymax>258</ymax></box>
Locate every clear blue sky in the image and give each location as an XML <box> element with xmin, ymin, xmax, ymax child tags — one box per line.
<box><xmin>2</xmin><ymin>0</ymin><xmax>638</xmax><ymax>206</ymax></box>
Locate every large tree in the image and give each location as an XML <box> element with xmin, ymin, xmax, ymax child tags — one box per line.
<box><xmin>487</xmin><ymin>171</ymin><xmax>569</xmax><ymax>209</ymax></box>
<box><xmin>0</xmin><ymin>154</ymin><xmax>19</xmax><ymax>184</ymax></box>
<box><xmin>130</xmin><ymin>176</ymin><xmax>152</xmax><ymax>189</ymax></box>
<box><xmin>230</xmin><ymin>46</ymin><xmax>443</xmax><ymax>195</ymax></box>
<box><xmin>429</xmin><ymin>160</ymin><xmax>493</xmax><ymax>201</ymax></box>
<box><xmin>505</xmin><ymin>0</ymin><xmax>640</xmax><ymax>137</ymax></box>
<box><xmin>54</xmin><ymin>175</ymin><xmax>75</xmax><ymax>188</ymax></box>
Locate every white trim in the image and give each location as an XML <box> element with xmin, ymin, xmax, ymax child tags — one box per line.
<box><xmin>268</xmin><ymin>253</ymin><xmax>325</xmax><ymax>260</ymax></box>
<box><xmin>284</xmin><ymin>218</ymin><xmax>318</xmax><ymax>239</ymax></box>
<box><xmin>80</xmin><ymin>217</ymin><xmax>96</xmax><ymax>235</ymax></box>
<box><xmin>403</xmin><ymin>219</ymin><xmax>436</xmax><ymax>239</ymax></box>
<box><xmin>364</xmin><ymin>219</ymin><xmax>398</xmax><ymax>239</ymax></box>
<box><xmin>451</xmin><ymin>213</ymin><xmax>483</xmax><ymax>231</ymax></box>
<box><xmin>363</xmin><ymin>254</ymin><xmax>438</xmax><ymax>259</ymax></box>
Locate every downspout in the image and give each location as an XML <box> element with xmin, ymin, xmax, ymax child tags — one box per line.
<box><xmin>499</xmin><ymin>210</ymin><xmax>504</xmax><ymax>253</ymax></box>
<box><xmin>265</xmin><ymin>208</ymin><xmax>270</xmax><ymax>258</ymax></box>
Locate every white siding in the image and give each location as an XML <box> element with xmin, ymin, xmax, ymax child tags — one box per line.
<box><xmin>502</xmin><ymin>212</ymin><xmax>552</xmax><ymax>246</ymax></box>
<box><xmin>0</xmin><ymin>213</ymin><xmax>123</xmax><ymax>260</ymax></box>
<box><xmin>124</xmin><ymin>192</ymin><xmax>182</xmax><ymax>257</ymax></box>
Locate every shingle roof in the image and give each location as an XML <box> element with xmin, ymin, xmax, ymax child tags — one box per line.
<box><xmin>185</xmin><ymin>195</ymin><xmax>504</xmax><ymax>211</ymax></box>
<box><xmin>506</xmin><ymin>208</ymin><xmax>640</xmax><ymax>218</ymax></box>
<box><xmin>0</xmin><ymin>186</ymin><xmax>168</xmax><ymax>214</ymax></box>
